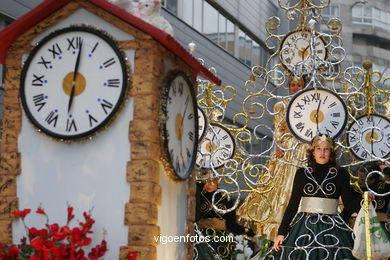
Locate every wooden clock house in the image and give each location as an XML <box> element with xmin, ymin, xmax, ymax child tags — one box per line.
<box><xmin>0</xmin><ymin>0</ymin><xmax>220</xmax><ymax>259</ymax></box>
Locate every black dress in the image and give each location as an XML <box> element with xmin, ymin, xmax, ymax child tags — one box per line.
<box><xmin>262</xmin><ymin>163</ymin><xmax>361</xmax><ymax>260</ymax></box>
<box><xmin>195</xmin><ymin>183</ymin><xmax>249</xmax><ymax>260</ymax></box>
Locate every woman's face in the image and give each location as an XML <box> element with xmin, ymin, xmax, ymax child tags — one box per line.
<box><xmin>204</xmin><ymin>179</ymin><xmax>218</xmax><ymax>192</ymax></box>
<box><xmin>312</xmin><ymin>141</ymin><xmax>332</xmax><ymax>164</ymax></box>
<box><xmin>289</xmin><ymin>81</ymin><xmax>304</xmax><ymax>94</ymax></box>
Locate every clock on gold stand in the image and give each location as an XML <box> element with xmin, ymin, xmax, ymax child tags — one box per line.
<box><xmin>280</xmin><ymin>30</ymin><xmax>326</xmax><ymax>75</ymax></box>
<box><xmin>286</xmin><ymin>88</ymin><xmax>348</xmax><ymax>142</ymax></box>
<box><xmin>20</xmin><ymin>26</ymin><xmax>128</xmax><ymax>141</ymax></box>
<box><xmin>196</xmin><ymin>123</ymin><xmax>235</xmax><ymax>169</ymax></box>
<box><xmin>347</xmin><ymin>114</ymin><xmax>390</xmax><ymax>160</ymax></box>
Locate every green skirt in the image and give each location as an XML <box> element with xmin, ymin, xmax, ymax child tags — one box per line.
<box><xmin>263</xmin><ymin>212</ymin><xmax>356</xmax><ymax>260</ymax></box>
<box><xmin>194</xmin><ymin>228</ymin><xmax>236</xmax><ymax>260</ymax></box>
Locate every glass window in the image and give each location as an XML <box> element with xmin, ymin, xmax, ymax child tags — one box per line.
<box><xmin>238</xmin><ymin>29</ymin><xmax>246</xmax><ymax>64</ymax></box>
<box><xmin>218</xmin><ymin>13</ymin><xmax>227</xmax><ymax>49</ymax></box>
<box><xmin>226</xmin><ymin>20</ymin><xmax>235</xmax><ymax>55</ymax></box>
<box><xmin>193</xmin><ymin>0</ymin><xmax>202</xmax><ymax>32</ymax></box>
<box><xmin>164</xmin><ymin>0</ymin><xmax>177</xmax><ymax>15</ymax></box>
<box><xmin>203</xmin><ymin>1</ymin><xmax>218</xmax><ymax>41</ymax></box>
<box><xmin>352</xmin><ymin>5</ymin><xmax>373</xmax><ymax>24</ymax></box>
<box><xmin>322</xmin><ymin>5</ymin><xmax>339</xmax><ymax>18</ymax></box>
<box><xmin>245</xmin><ymin>35</ymin><xmax>253</xmax><ymax>66</ymax></box>
<box><xmin>252</xmin><ymin>42</ymin><xmax>261</xmax><ymax>66</ymax></box>
<box><xmin>182</xmin><ymin>0</ymin><xmax>193</xmax><ymax>26</ymax></box>
<box><xmin>352</xmin><ymin>5</ymin><xmax>363</xmax><ymax>17</ymax></box>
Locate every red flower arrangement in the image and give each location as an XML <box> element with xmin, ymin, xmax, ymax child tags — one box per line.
<box><xmin>0</xmin><ymin>206</ymin><xmax>109</xmax><ymax>260</ymax></box>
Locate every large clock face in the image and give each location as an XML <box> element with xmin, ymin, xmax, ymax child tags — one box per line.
<box><xmin>280</xmin><ymin>31</ymin><xmax>326</xmax><ymax>74</ymax></box>
<box><xmin>161</xmin><ymin>72</ymin><xmax>198</xmax><ymax>180</ymax></box>
<box><xmin>20</xmin><ymin>26</ymin><xmax>128</xmax><ymax>140</ymax></box>
<box><xmin>286</xmin><ymin>88</ymin><xmax>348</xmax><ymax>142</ymax></box>
<box><xmin>196</xmin><ymin>124</ymin><xmax>235</xmax><ymax>169</ymax></box>
<box><xmin>347</xmin><ymin>114</ymin><xmax>390</xmax><ymax>160</ymax></box>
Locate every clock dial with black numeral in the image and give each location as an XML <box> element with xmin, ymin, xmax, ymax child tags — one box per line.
<box><xmin>280</xmin><ymin>30</ymin><xmax>326</xmax><ymax>74</ymax></box>
<box><xmin>196</xmin><ymin>124</ymin><xmax>235</xmax><ymax>169</ymax></box>
<box><xmin>161</xmin><ymin>72</ymin><xmax>198</xmax><ymax>180</ymax></box>
<box><xmin>347</xmin><ymin>114</ymin><xmax>390</xmax><ymax>160</ymax></box>
<box><xmin>198</xmin><ymin>108</ymin><xmax>207</xmax><ymax>141</ymax></box>
<box><xmin>20</xmin><ymin>26</ymin><xmax>128</xmax><ymax>140</ymax></box>
<box><xmin>286</xmin><ymin>88</ymin><xmax>347</xmax><ymax>142</ymax></box>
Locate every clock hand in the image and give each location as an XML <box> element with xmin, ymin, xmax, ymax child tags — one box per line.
<box><xmin>181</xmin><ymin>95</ymin><xmax>189</xmax><ymax>125</ymax></box>
<box><xmin>302</xmin><ymin>45</ymin><xmax>310</xmax><ymax>61</ymax></box>
<box><xmin>68</xmin><ymin>40</ymin><xmax>83</xmax><ymax>113</ymax></box>
<box><xmin>315</xmin><ymin>99</ymin><xmax>321</xmax><ymax>134</ymax></box>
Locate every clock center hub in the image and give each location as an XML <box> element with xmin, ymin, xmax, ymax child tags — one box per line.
<box><xmin>63</xmin><ymin>72</ymin><xmax>86</xmax><ymax>96</ymax></box>
<box><xmin>298</xmin><ymin>47</ymin><xmax>309</xmax><ymax>59</ymax></box>
<box><xmin>310</xmin><ymin>110</ymin><xmax>324</xmax><ymax>124</ymax></box>
<box><xmin>175</xmin><ymin>114</ymin><xmax>183</xmax><ymax>140</ymax></box>
<box><xmin>365</xmin><ymin>132</ymin><xmax>378</xmax><ymax>144</ymax></box>
<box><xmin>205</xmin><ymin>142</ymin><xmax>217</xmax><ymax>153</ymax></box>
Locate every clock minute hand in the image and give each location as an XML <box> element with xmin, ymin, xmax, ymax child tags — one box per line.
<box><xmin>302</xmin><ymin>45</ymin><xmax>310</xmax><ymax>61</ymax></box>
<box><xmin>68</xmin><ymin>40</ymin><xmax>83</xmax><ymax>113</ymax></box>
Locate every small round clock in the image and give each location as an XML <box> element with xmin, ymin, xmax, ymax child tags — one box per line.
<box><xmin>20</xmin><ymin>26</ymin><xmax>128</xmax><ymax>140</ymax></box>
<box><xmin>198</xmin><ymin>107</ymin><xmax>207</xmax><ymax>141</ymax></box>
<box><xmin>347</xmin><ymin>114</ymin><xmax>390</xmax><ymax>160</ymax></box>
<box><xmin>286</xmin><ymin>88</ymin><xmax>348</xmax><ymax>142</ymax></box>
<box><xmin>280</xmin><ymin>30</ymin><xmax>326</xmax><ymax>74</ymax></box>
<box><xmin>161</xmin><ymin>71</ymin><xmax>198</xmax><ymax>180</ymax></box>
<box><xmin>196</xmin><ymin>123</ymin><xmax>235</xmax><ymax>169</ymax></box>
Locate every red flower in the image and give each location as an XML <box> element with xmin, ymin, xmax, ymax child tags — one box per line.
<box><xmin>36</xmin><ymin>207</ymin><xmax>46</xmax><ymax>215</ymax></box>
<box><xmin>128</xmin><ymin>250</ymin><xmax>138</xmax><ymax>260</ymax></box>
<box><xmin>88</xmin><ymin>240</ymin><xmax>108</xmax><ymax>259</ymax></box>
<box><xmin>1</xmin><ymin>206</ymin><xmax>108</xmax><ymax>260</ymax></box>
<box><xmin>12</xmin><ymin>208</ymin><xmax>31</xmax><ymax>218</ymax></box>
<box><xmin>7</xmin><ymin>246</ymin><xmax>19</xmax><ymax>258</ymax></box>
<box><xmin>67</xmin><ymin>206</ymin><xmax>75</xmax><ymax>223</ymax></box>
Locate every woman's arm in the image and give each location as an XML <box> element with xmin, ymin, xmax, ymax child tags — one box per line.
<box><xmin>277</xmin><ymin>167</ymin><xmax>304</xmax><ymax>236</ymax></box>
<box><xmin>339</xmin><ymin>167</ymin><xmax>362</xmax><ymax>221</ymax></box>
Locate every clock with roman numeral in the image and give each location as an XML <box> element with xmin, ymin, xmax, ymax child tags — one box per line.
<box><xmin>196</xmin><ymin>123</ymin><xmax>235</xmax><ymax>169</ymax></box>
<box><xmin>286</xmin><ymin>88</ymin><xmax>347</xmax><ymax>142</ymax></box>
<box><xmin>20</xmin><ymin>26</ymin><xmax>128</xmax><ymax>140</ymax></box>
<box><xmin>280</xmin><ymin>30</ymin><xmax>326</xmax><ymax>74</ymax></box>
<box><xmin>161</xmin><ymin>71</ymin><xmax>198</xmax><ymax>180</ymax></box>
<box><xmin>347</xmin><ymin>114</ymin><xmax>390</xmax><ymax>160</ymax></box>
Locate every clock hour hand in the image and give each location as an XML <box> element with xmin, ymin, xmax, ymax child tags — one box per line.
<box><xmin>68</xmin><ymin>40</ymin><xmax>83</xmax><ymax>113</ymax></box>
<box><xmin>315</xmin><ymin>99</ymin><xmax>321</xmax><ymax>134</ymax></box>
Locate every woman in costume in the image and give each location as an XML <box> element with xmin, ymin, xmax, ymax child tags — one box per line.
<box><xmin>195</xmin><ymin>172</ymin><xmax>255</xmax><ymax>259</ymax></box>
<box><xmin>237</xmin><ymin>76</ymin><xmax>309</xmax><ymax>240</ymax></box>
<box><xmin>259</xmin><ymin>134</ymin><xmax>362</xmax><ymax>260</ymax></box>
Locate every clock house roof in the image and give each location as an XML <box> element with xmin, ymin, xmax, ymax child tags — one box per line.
<box><xmin>0</xmin><ymin>0</ymin><xmax>221</xmax><ymax>85</ymax></box>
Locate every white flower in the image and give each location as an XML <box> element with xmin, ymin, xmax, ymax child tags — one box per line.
<box><xmin>244</xmin><ymin>246</ymin><xmax>253</xmax><ymax>258</ymax></box>
<box><xmin>236</xmin><ymin>253</ymin><xmax>245</xmax><ymax>260</ymax></box>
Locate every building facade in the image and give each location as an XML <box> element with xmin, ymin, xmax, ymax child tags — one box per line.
<box><xmin>323</xmin><ymin>0</ymin><xmax>390</xmax><ymax>115</ymax></box>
